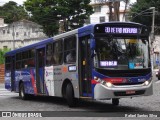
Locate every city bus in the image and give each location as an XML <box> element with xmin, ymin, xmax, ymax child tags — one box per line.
<box><xmin>5</xmin><ymin>22</ymin><xmax>153</xmax><ymax>107</ymax></box>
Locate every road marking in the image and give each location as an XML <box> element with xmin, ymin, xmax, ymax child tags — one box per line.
<box><xmin>0</xmin><ymin>88</ymin><xmax>8</xmax><ymax>91</ymax></box>
<box><xmin>0</xmin><ymin>89</ymin><xmax>17</xmax><ymax>96</ymax></box>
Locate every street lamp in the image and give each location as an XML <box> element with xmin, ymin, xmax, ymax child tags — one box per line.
<box><xmin>149</xmin><ymin>7</ymin><xmax>155</xmax><ymax>71</ymax></box>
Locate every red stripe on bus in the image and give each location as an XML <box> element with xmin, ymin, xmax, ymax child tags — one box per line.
<box><xmin>91</xmin><ymin>79</ymin><xmax>98</xmax><ymax>84</ymax></box>
<box><xmin>30</xmin><ymin>70</ymin><xmax>37</xmax><ymax>94</ymax></box>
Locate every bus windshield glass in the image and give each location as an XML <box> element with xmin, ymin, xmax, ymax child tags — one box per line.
<box><xmin>95</xmin><ymin>37</ymin><xmax>150</xmax><ymax>70</ymax></box>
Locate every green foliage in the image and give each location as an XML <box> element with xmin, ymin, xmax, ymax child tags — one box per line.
<box><xmin>24</xmin><ymin>0</ymin><xmax>93</xmax><ymax>36</ymax></box>
<box><xmin>0</xmin><ymin>1</ymin><xmax>29</xmax><ymax>23</ymax></box>
<box><xmin>129</xmin><ymin>0</ymin><xmax>160</xmax><ymax>34</ymax></box>
<box><xmin>0</xmin><ymin>48</ymin><xmax>11</xmax><ymax>64</ymax></box>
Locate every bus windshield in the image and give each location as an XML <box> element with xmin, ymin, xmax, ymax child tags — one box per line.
<box><xmin>95</xmin><ymin>37</ymin><xmax>150</xmax><ymax>70</ymax></box>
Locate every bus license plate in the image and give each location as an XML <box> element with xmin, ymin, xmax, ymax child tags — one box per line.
<box><xmin>126</xmin><ymin>90</ymin><xmax>135</xmax><ymax>94</ymax></box>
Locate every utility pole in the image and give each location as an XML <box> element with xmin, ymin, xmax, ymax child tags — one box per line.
<box><xmin>12</xmin><ymin>24</ymin><xmax>15</xmax><ymax>50</ymax></box>
<box><xmin>150</xmin><ymin>7</ymin><xmax>155</xmax><ymax>71</ymax></box>
<box><xmin>150</xmin><ymin>7</ymin><xmax>155</xmax><ymax>44</ymax></box>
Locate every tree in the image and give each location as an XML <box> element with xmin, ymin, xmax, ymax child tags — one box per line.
<box><xmin>0</xmin><ymin>48</ymin><xmax>10</xmax><ymax>64</ymax></box>
<box><xmin>129</xmin><ymin>0</ymin><xmax>160</xmax><ymax>34</ymax></box>
<box><xmin>122</xmin><ymin>0</ymin><xmax>130</xmax><ymax>21</ymax></box>
<box><xmin>0</xmin><ymin>1</ymin><xmax>28</xmax><ymax>23</ymax></box>
<box><xmin>24</xmin><ymin>0</ymin><xmax>93</xmax><ymax>37</ymax></box>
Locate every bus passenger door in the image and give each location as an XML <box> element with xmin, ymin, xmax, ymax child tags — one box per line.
<box><xmin>36</xmin><ymin>47</ymin><xmax>45</xmax><ymax>94</ymax></box>
<box><xmin>79</xmin><ymin>36</ymin><xmax>92</xmax><ymax>97</ymax></box>
<box><xmin>11</xmin><ymin>56</ymin><xmax>15</xmax><ymax>91</ymax></box>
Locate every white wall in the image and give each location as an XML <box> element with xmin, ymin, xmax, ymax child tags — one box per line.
<box><xmin>90</xmin><ymin>1</ymin><xmax>129</xmax><ymax>24</ymax></box>
<box><xmin>0</xmin><ymin>20</ymin><xmax>47</xmax><ymax>50</ymax></box>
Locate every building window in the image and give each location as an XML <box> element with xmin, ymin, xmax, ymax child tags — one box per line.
<box><xmin>94</xmin><ymin>6</ymin><xmax>101</xmax><ymax>13</ymax></box>
<box><xmin>24</xmin><ymin>32</ymin><xmax>26</xmax><ymax>36</ymax></box>
<box><xmin>16</xmin><ymin>32</ymin><xmax>19</xmax><ymax>36</ymax></box>
<box><xmin>100</xmin><ymin>16</ymin><xmax>105</xmax><ymax>23</ymax></box>
<box><xmin>53</xmin><ymin>40</ymin><xmax>63</xmax><ymax>65</ymax></box>
<box><xmin>7</xmin><ymin>29</ymin><xmax>10</xmax><ymax>34</ymax></box>
<box><xmin>32</xmin><ymin>28</ymin><xmax>35</xmax><ymax>33</ymax></box>
<box><xmin>28</xmin><ymin>32</ymin><xmax>30</xmax><ymax>36</ymax></box>
<box><xmin>3</xmin><ymin>46</ymin><xmax>8</xmax><ymax>49</ymax></box>
<box><xmin>46</xmin><ymin>43</ymin><xmax>53</xmax><ymax>66</ymax></box>
<box><xmin>3</xmin><ymin>30</ymin><xmax>5</xmax><ymax>34</ymax></box>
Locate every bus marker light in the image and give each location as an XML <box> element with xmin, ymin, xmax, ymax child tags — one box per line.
<box><xmin>94</xmin><ymin>76</ymin><xmax>98</xmax><ymax>80</ymax></box>
<box><xmin>83</xmin><ymin>60</ymin><xmax>86</xmax><ymax>65</ymax></box>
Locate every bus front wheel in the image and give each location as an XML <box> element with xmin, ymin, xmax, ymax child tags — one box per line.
<box><xmin>66</xmin><ymin>83</ymin><xmax>76</xmax><ymax>107</ymax></box>
<box><xmin>19</xmin><ymin>83</ymin><xmax>28</xmax><ymax>100</ymax></box>
<box><xmin>112</xmin><ymin>98</ymin><xmax>119</xmax><ymax>106</ymax></box>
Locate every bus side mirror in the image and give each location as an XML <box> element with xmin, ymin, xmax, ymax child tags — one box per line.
<box><xmin>90</xmin><ymin>39</ymin><xmax>95</xmax><ymax>50</ymax></box>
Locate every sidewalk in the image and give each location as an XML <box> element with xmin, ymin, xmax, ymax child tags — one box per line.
<box><xmin>0</xmin><ymin>83</ymin><xmax>4</xmax><ymax>88</ymax></box>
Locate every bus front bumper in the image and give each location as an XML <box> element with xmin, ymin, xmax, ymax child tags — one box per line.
<box><xmin>94</xmin><ymin>82</ymin><xmax>153</xmax><ymax>100</ymax></box>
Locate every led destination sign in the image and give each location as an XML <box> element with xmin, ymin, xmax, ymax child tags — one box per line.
<box><xmin>94</xmin><ymin>25</ymin><xmax>141</xmax><ymax>34</ymax></box>
<box><xmin>105</xmin><ymin>27</ymin><xmax>138</xmax><ymax>34</ymax></box>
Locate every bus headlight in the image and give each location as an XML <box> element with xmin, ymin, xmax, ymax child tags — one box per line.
<box><xmin>94</xmin><ymin>76</ymin><xmax>98</xmax><ymax>80</ymax></box>
<box><xmin>94</xmin><ymin>76</ymin><xmax>113</xmax><ymax>87</ymax></box>
<box><xmin>144</xmin><ymin>81</ymin><xmax>149</xmax><ymax>86</ymax></box>
<box><xmin>105</xmin><ymin>82</ymin><xmax>113</xmax><ymax>87</ymax></box>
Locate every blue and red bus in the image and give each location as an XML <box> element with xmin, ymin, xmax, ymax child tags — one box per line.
<box><xmin>5</xmin><ymin>22</ymin><xmax>153</xmax><ymax>107</ymax></box>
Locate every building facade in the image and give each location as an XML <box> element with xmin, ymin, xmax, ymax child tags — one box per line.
<box><xmin>0</xmin><ymin>18</ymin><xmax>47</xmax><ymax>50</ymax></box>
<box><xmin>89</xmin><ymin>0</ymin><xmax>129</xmax><ymax>24</ymax></box>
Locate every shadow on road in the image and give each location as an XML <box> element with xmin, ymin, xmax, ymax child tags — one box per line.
<box><xmin>11</xmin><ymin>95</ymin><xmax>143</xmax><ymax>112</ymax></box>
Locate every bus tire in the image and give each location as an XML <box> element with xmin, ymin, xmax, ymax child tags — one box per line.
<box><xmin>19</xmin><ymin>83</ymin><xmax>28</xmax><ymax>100</ymax></box>
<box><xmin>66</xmin><ymin>83</ymin><xmax>76</xmax><ymax>107</ymax></box>
<box><xmin>112</xmin><ymin>98</ymin><xmax>119</xmax><ymax>106</ymax></box>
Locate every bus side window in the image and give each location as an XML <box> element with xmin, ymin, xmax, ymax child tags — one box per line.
<box><xmin>38</xmin><ymin>50</ymin><xmax>45</xmax><ymax>68</ymax></box>
<box><xmin>64</xmin><ymin>35</ymin><xmax>76</xmax><ymax>63</ymax></box>
<box><xmin>46</xmin><ymin>43</ymin><xmax>53</xmax><ymax>66</ymax></box>
<box><xmin>53</xmin><ymin>40</ymin><xmax>63</xmax><ymax>65</ymax></box>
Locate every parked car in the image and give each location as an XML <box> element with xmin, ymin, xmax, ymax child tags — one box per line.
<box><xmin>156</xmin><ymin>69</ymin><xmax>160</xmax><ymax>80</ymax></box>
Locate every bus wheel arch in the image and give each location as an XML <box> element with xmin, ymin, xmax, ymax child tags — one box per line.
<box><xmin>62</xmin><ymin>79</ymin><xmax>73</xmax><ymax>98</ymax></box>
<box><xmin>62</xmin><ymin>79</ymin><xmax>76</xmax><ymax>107</ymax></box>
<box><xmin>19</xmin><ymin>81</ymin><xmax>28</xmax><ymax>100</ymax></box>
<box><xmin>19</xmin><ymin>80</ymin><xmax>23</xmax><ymax>90</ymax></box>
